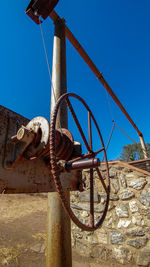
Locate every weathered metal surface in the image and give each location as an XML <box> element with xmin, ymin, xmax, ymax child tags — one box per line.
<box><xmin>65</xmin><ymin>158</ymin><xmax>100</xmax><ymax>171</ymax></box>
<box><xmin>50</xmin><ymin>93</ymin><xmax>110</xmax><ymax>231</ymax></box>
<box><xmin>49</xmin><ymin>10</ymin><xmax>148</xmax><ymax>158</ymax></box>
<box><xmin>26</xmin><ymin>0</ymin><xmax>59</xmax><ymax>24</ymax></box>
<box><xmin>41</xmin><ymin>128</ymin><xmax>74</xmax><ymax>160</ymax></box>
<box><xmin>0</xmin><ymin>105</ymin><xmax>81</xmax><ymax>194</ymax></box>
<box><xmin>47</xmin><ymin>18</ymin><xmax>72</xmax><ymax>267</ymax></box>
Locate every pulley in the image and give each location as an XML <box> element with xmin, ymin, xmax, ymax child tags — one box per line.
<box><xmin>15</xmin><ymin>116</ymin><xmax>74</xmax><ymax>161</ymax></box>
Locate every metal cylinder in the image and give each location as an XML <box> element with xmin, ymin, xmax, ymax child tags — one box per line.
<box><xmin>47</xmin><ymin>18</ymin><xmax>72</xmax><ymax>267</ymax></box>
<box><xmin>65</xmin><ymin>158</ymin><xmax>100</xmax><ymax>171</ymax></box>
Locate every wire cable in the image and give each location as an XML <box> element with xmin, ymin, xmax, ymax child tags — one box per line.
<box><xmin>39</xmin><ymin>19</ymin><xmax>63</xmax><ymax>134</ymax></box>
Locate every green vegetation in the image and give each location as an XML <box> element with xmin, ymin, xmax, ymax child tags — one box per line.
<box><xmin>119</xmin><ymin>143</ymin><xmax>150</xmax><ymax>162</ymax></box>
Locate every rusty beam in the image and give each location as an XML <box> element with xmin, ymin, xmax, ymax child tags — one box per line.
<box><xmin>49</xmin><ymin>11</ymin><xmax>148</xmax><ymax>158</ymax></box>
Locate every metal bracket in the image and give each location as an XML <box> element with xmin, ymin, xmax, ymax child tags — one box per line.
<box><xmin>26</xmin><ymin>0</ymin><xmax>59</xmax><ymax>24</ymax></box>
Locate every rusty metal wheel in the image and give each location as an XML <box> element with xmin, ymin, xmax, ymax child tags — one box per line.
<box><xmin>50</xmin><ymin>93</ymin><xmax>110</xmax><ymax>231</ymax></box>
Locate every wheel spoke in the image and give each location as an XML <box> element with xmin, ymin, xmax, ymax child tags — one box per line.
<box><xmin>94</xmin><ymin>147</ymin><xmax>105</xmax><ymax>156</ymax></box>
<box><xmin>88</xmin><ymin>112</ymin><xmax>92</xmax><ymax>149</ymax></box>
<box><xmin>90</xmin><ymin>168</ymin><xmax>94</xmax><ymax>228</ymax></box>
<box><xmin>65</xmin><ymin>97</ymin><xmax>91</xmax><ymax>152</ymax></box>
<box><xmin>96</xmin><ymin>167</ymin><xmax>108</xmax><ymax>194</ymax></box>
<box><xmin>68</xmin><ymin>152</ymin><xmax>93</xmax><ymax>163</ymax></box>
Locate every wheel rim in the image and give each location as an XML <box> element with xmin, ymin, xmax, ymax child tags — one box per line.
<box><xmin>50</xmin><ymin>92</ymin><xmax>110</xmax><ymax>231</ymax></box>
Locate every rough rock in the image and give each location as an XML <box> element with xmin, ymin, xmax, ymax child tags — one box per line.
<box><xmin>87</xmin><ymin>236</ymin><xmax>98</xmax><ymax>244</ymax></box>
<box><xmin>110</xmin><ymin>194</ymin><xmax>119</xmax><ymax>200</ymax></box>
<box><xmin>71</xmin><ymin>203</ymin><xmax>82</xmax><ymax>210</ymax></box>
<box><xmin>146</xmin><ymin>227</ymin><xmax>150</xmax><ymax>234</ymax></box>
<box><xmin>129</xmin><ymin>200</ymin><xmax>139</xmax><ymax>213</ymax></box>
<box><xmin>76</xmin><ymin>241</ymin><xmax>92</xmax><ymax>256</ymax></box>
<box><xmin>109</xmin><ymin>167</ymin><xmax>117</xmax><ymax>178</ymax></box>
<box><xmin>112</xmin><ymin>247</ymin><xmax>132</xmax><ymax>265</ymax></box>
<box><xmin>132</xmin><ymin>215</ymin><xmax>145</xmax><ymax>226</ymax></box>
<box><xmin>81</xmin><ymin>211</ymin><xmax>88</xmax><ymax>217</ymax></box>
<box><xmin>126</xmin><ymin>228</ymin><xmax>145</xmax><ymax>237</ymax></box>
<box><xmin>74</xmin><ymin>233</ymin><xmax>83</xmax><ymax>239</ymax></box>
<box><xmin>118</xmin><ymin>219</ymin><xmax>131</xmax><ymax>228</ymax></box>
<box><xmin>111</xmin><ymin>179</ymin><xmax>120</xmax><ymax>194</ymax></box>
<box><xmin>79</xmin><ymin>190</ymin><xmax>99</xmax><ymax>203</ymax></box>
<box><xmin>119</xmin><ymin>173</ymin><xmax>127</xmax><ymax>188</ymax></box>
<box><xmin>97</xmin><ymin>230</ymin><xmax>108</xmax><ymax>244</ymax></box>
<box><xmin>105</xmin><ymin>215</ymin><xmax>116</xmax><ymax>229</ymax></box>
<box><xmin>137</xmin><ymin>247</ymin><xmax>150</xmax><ymax>266</ymax></box>
<box><xmin>127</xmin><ymin>237</ymin><xmax>148</xmax><ymax>248</ymax></box>
<box><xmin>128</xmin><ymin>178</ymin><xmax>147</xmax><ymax>190</ymax></box>
<box><xmin>115</xmin><ymin>204</ymin><xmax>129</xmax><ymax>218</ymax></box>
<box><xmin>94</xmin><ymin>203</ymin><xmax>105</xmax><ymax>213</ymax></box>
<box><xmin>91</xmin><ymin>246</ymin><xmax>112</xmax><ymax>261</ymax></box>
<box><xmin>30</xmin><ymin>242</ymin><xmax>46</xmax><ymax>253</ymax></box>
<box><xmin>110</xmin><ymin>230</ymin><xmax>124</xmax><ymax>244</ymax></box>
<box><xmin>138</xmin><ymin>189</ymin><xmax>150</xmax><ymax>207</ymax></box>
<box><xmin>99</xmin><ymin>193</ymin><xmax>119</xmax><ymax>201</ymax></box>
<box><xmin>126</xmin><ymin>173</ymin><xmax>135</xmax><ymax>178</ymax></box>
<box><xmin>119</xmin><ymin>189</ymin><xmax>135</xmax><ymax>200</ymax></box>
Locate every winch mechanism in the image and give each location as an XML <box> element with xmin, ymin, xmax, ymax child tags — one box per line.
<box><xmin>12</xmin><ymin>93</ymin><xmax>110</xmax><ymax>231</ymax></box>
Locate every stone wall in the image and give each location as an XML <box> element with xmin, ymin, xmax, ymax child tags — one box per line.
<box><xmin>71</xmin><ymin>163</ymin><xmax>150</xmax><ymax>266</ymax></box>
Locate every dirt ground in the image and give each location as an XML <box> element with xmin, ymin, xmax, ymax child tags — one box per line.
<box><xmin>0</xmin><ymin>194</ymin><xmax>128</xmax><ymax>267</ymax></box>
<box><xmin>0</xmin><ymin>194</ymin><xmax>107</xmax><ymax>267</ymax></box>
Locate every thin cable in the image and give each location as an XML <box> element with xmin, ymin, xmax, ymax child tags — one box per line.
<box><xmin>39</xmin><ymin>19</ymin><xmax>62</xmax><ymax>133</ymax></box>
<box><xmin>114</xmin><ymin>124</ymin><xmax>137</xmax><ymax>144</ymax></box>
<box><xmin>105</xmin><ymin>89</ymin><xmax>115</xmax><ymax>123</ymax></box>
<box><xmin>102</xmin><ymin>123</ymin><xmax>115</xmax><ymax>162</ymax></box>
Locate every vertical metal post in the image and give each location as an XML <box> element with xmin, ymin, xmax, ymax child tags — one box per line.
<box><xmin>139</xmin><ymin>135</ymin><xmax>148</xmax><ymax>159</ymax></box>
<box><xmin>46</xmin><ymin>18</ymin><xmax>72</xmax><ymax>267</ymax></box>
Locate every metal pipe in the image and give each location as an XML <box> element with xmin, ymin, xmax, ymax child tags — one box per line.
<box><xmin>47</xmin><ymin>18</ymin><xmax>72</xmax><ymax>267</ymax></box>
<box><xmin>65</xmin><ymin>158</ymin><xmax>100</xmax><ymax>171</ymax></box>
<box><xmin>49</xmin><ymin>10</ymin><xmax>148</xmax><ymax>158</ymax></box>
<box><xmin>139</xmin><ymin>135</ymin><xmax>148</xmax><ymax>159</ymax></box>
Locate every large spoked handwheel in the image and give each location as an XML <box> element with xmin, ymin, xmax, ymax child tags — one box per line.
<box><xmin>50</xmin><ymin>93</ymin><xmax>110</xmax><ymax>231</ymax></box>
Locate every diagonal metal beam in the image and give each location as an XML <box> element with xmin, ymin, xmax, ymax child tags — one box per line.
<box><xmin>49</xmin><ymin>10</ymin><xmax>148</xmax><ymax>158</ymax></box>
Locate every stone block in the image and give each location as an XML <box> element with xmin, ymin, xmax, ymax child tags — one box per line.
<box><xmin>111</xmin><ymin>179</ymin><xmax>120</xmax><ymax>194</ymax></box>
<box><xmin>119</xmin><ymin>189</ymin><xmax>135</xmax><ymax>200</ymax></box>
<box><xmin>132</xmin><ymin>215</ymin><xmax>145</xmax><ymax>226</ymax></box>
<box><xmin>109</xmin><ymin>167</ymin><xmax>117</xmax><ymax>178</ymax></box>
<box><xmin>87</xmin><ymin>236</ymin><xmax>98</xmax><ymax>244</ymax></box>
<box><xmin>99</xmin><ymin>192</ymin><xmax>119</xmax><ymax>201</ymax></box>
<box><xmin>118</xmin><ymin>219</ymin><xmax>131</xmax><ymax>228</ymax></box>
<box><xmin>74</xmin><ymin>233</ymin><xmax>83</xmax><ymax>239</ymax></box>
<box><xmin>112</xmin><ymin>247</ymin><xmax>132</xmax><ymax>265</ymax></box>
<box><xmin>126</xmin><ymin>228</ymin><xmax>145</xmax><ymax>237</ymax></box>
<box><xmin>137</xmin><ymin>247</ymin><xmax>150</xmax><ymax>266</ymax></box>
<box><xmin>95</xmin><ymin>203</ymin><xmax>105</xmax><ymax>213</ymax></box>
<box><xmin>128</xmin><ymin>178</ymin><xmax>147</xmax><ymax>190</ymax></box>
<box><xmin>76</xmin><ymin>241</ymin><xmax>92</xmax><ymax>256</ymax></box>
<box><xmin>126</xmin><ymin>173</ymin><xmax>135</xmax><ymax>178</ymax></box>
<box><xmin>91</xmin><ymin>246</ymin><xmax>112</xmax><ymax>261</ymax></box>
<box><xmin>127</xmin><ymin>237</ymin><xmax>148</xmax><ymax>248</ymax></box>
<box><xmin>129</xmin><ymin>200</ymin><xmax>139</xmax><ymax>213</ymax></box>
<box><xmin>138</xmin><ymin>189</ymin><xmax>150</xmax><ymax>207</ymax></box>
<box><xmin>115</xmin><ymin>204</ymin><xmax>129</xmax><ymax>218</ymax></box>
<box><xmin>110</xmin><ymin>230</ymin><xmax>124</xmax><ymax>244</ymax></box>
<box><xmin>110</xmin><ymin>194</ymin><xmax>119</xmax><ymax>200</ymax></box>
<box><xmin>119</xmin><ymin>173</ymin><xmax>127</xmax><ymax>188</ymax></box>
<box><xmin>79</xmin><ymin>190</ymin><xmax>99</xmax><ymax>203</ymax></box>
<box><xmin>97</xmin><ymin>230</ymin><xmax>108</xmax><ymax>244</ymax></box>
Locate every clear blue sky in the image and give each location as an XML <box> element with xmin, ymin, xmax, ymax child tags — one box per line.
<box><xmin>1</xmin><ymin>0</ymin><xmax>150</xmax><ymax>160</ymax></box>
